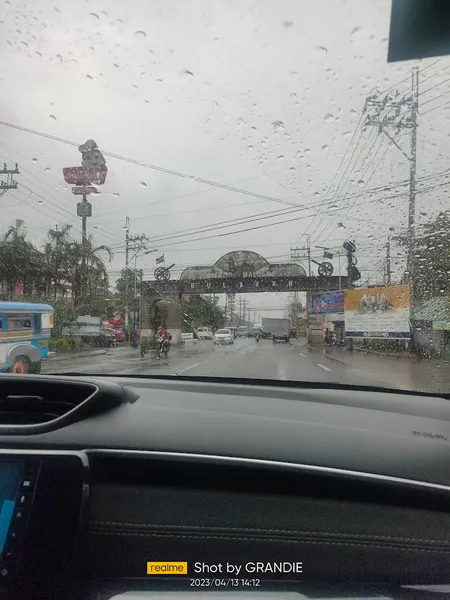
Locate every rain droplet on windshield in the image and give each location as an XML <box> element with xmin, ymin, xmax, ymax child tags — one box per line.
<box><xmin>44</xmin><ymin>167</ymin><xmax>51</xmax><ymax>172</ymax></box>
<box><xmin>86</xmin><ymin>74</ymin><xmax>93</xmax><ymax>80</ymax></box>
<box><xmin>317</xmin><ymin>46</ymin><xmax>328</xmax><ymax>54</ymax></box>
<box><xmin>32</xmin><ymin>158</ymin><xmax>38</xmax><ymax>164</ymax></box>
<box><xmin>325</xmin><ymin>113</ymin><xmax>334</xmax><ymax>122</ymax></box>
<box><xmin>133</xmin><ymin>30</ymin><xmax>147</xmax><ymax>39</ymax></box>
<box><xmin>282</xmin><ymin>21</ymin><xmax>294</xmax><ymax>28</ymax></box>
<box><xmin>290</xmin><ymin>167</ymin><xmax>296</xmax><ymax>172</ymax></box>
<box><xmin>357</xmin><ymin>179</ymin><xmax>365</xmax><ymax>186</ymax></box>
<box><xmin>140</xmin><ymin>181</ymin><xmax>147</xmax><ymax>187</ymax></box>
<box><xmin>322</xmin><ymin>144</ymin><xmax>330</xmax><ymax>151</ymax></box>
<box><xmin>181</xmin><ymin>68</ymin><xmax>194</xmax><ymax>77</ymax></box>
<box><xmin>49</xmin><ymin>114</ymin><xmax>57</xmax><ymax>120</ymax></box>
<box><xmin>89</xmin><ymin>12</ymin><xmax>100</xmax><ymax>20</ymax></box>
<box><xmin>272</xmin><ymin>120</ymin><xmax>285</xmax><ymax>132</ymax></box>
<box><xmin>277</xmin><ymin>155</ymin><xmax>285</xmax><ymax>161</ymax></box>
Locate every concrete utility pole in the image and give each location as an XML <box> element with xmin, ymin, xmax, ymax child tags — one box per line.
<box><xmin>385</xmin><ymin>239</ymin><xmax>391</xmax><ymax>285</ymax></box>
<box><xmin>0</xmin><ymin>163</ymin><xmax>19</xmax><ymax>197</ymax></box>
<box><xmin>124</xmin><ymin>216</ymin><xmax>149</xmax><ymax>342</ymax></box>
<box><xmin>363</xmin><ymin>66</ymin><xmax>419</xmax><ymax>284</ymax></box>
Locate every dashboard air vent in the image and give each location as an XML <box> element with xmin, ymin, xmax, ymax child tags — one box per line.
<box><xmin>0</xmin><ymin>375</ymin><xmax>139</xmax><ymax>434</ymax></box>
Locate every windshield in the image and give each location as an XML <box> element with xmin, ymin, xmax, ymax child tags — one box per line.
<box><xmin>216</xmin><ymin>330</ymin><xmax>231</xmax><ymax>335</ymax></box>
<box><xmin>1</xmin><ymin>0</ymin><xmax>449</xmax><ymax>393</ymax></box>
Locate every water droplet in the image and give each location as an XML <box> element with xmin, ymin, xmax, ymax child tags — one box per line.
<box><xmin>357</xmin><ymin>179</ymin><xmax>365</xmax><ymax>187</ymax></box>
<box><xmin>49</xmin><ymin>114</ymin><xmax>57</xmax><ymax>120</ymax></box>
<box><xmin>272</xmin><ymin>120</ymin><xmax>284</xmax><ymax>132</ymax></box>
<box><xmin>89</xmin><ymin>12</ymin><xmax>99</xmax><ymax>19</ymax></box>
<box><xmin>277</xmin><ymin>155</ymin><xmax>285</xmax><ymax>161</ymax></box>
<box><xmin>247</xmin><ymin>144</ymin><xmax>254</xmax><ymax>150</ymax></box>
<box><xmin>181</xmin><ymin>68</ymin><xmax>194</xmax><ymax>76</ymax></box>
<box><xmin>290</xmin><ymin>71</ymin><xmax>298</xmax><ymax>77</ymax></box>
<box><xmin>113</xmin><ymin>192</ymin><xmax>120</xmax><ymax>197</ymax></box>
<box><xmin>350</xmin><ymin>109</ymin><xmax>357</xmax><ymax>115</ymax></box>
<box><xmin>20</xmin><ymin>41</ymin><xmax>29</xmax><ymax>48</ymax></box>
<box><xmin>282</xmin><ymin>21</ymin><xmax>294</xmax><ymax>28</ymax></box>
<box><xmin>55</xmin><ymin>54</ymin><xmax>63</xmax><ymax>63</ymax></box>
<box><xmin>251</xmin><ymin>126</ymin><xmax>257</xmax><ymax>131</ymax></box>
<box><xmin>314</xmin><ymin>192</ymin><xmax>320</xmax><ymax>197</ymax></box>
<box><xmin>305</xmin><ymin>148</ymin><xmax>311</xmax><ymax>154</ymax></box>
<box><xmin>86</xmin><ymin>74</ymin><xmax>93</xmax><ymax>80</ymax></box>
<box><xmin>140</xmin><ymin>181</ymin><xmax>147</xmax><ymax>187</ymax></box>
<box><xmin>133</xmin><ymin>30</ymin><xmax>147</xmax><ymax>39</ymax></box>
<box><xmin>44</xmin><ymin>167</ymin><xmax>51</xmax><ymax>172</ymax></box>
<box><xmin>317</xmin><ymin>46</ymin><xmax>328</xmax><ymax>55</ymax></box>
<box><xmin>325</xmin><ymin>113</ymin><xmax>334</xmax><ymax>122</ymax></box>
<box><xmin>32</xmin><ymin>158</ymin><xmax>38</xmax><ymax>164</ymax></box>
<box><xmin>351</xmin><ymin>26</ymin><xmax>361</xmax><ymax>34</ymax></box>
<box><xmin>290</xmin><ymin>167</ymin><xmax>296</xmax><ymax>172</ymax></box>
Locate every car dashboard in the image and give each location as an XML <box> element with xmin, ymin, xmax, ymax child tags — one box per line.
<box><xmin>0</xmin><ymin>373</ymin><xmax>449</xmax><ymax>600</ymax></box>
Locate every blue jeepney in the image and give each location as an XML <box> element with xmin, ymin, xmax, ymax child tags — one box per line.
<box><xmin>0</xmin><ymin>302</ymin><xmax>54</xmax><ymax>374</ymax></box>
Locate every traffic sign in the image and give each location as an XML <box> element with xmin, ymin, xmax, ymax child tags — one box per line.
<box><xmin>77</xmin><ymin>202</ymin><xmax>92</xmax><ymax>217</ymax></box>
<box><xmin>72</xmin><ymin>186</ymin><xmax>98</xmax><ymax>195</ymax></box>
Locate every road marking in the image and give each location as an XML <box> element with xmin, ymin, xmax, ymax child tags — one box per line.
<box><xmin>316</xmin><ymin>363</ymin><xmax>332</xmax><ymax>372</ymax></box>
<box><xmin>177</xmin><ymin>360</ymin><xmax>210</xmax><ymax>374</ymax></box>
<box><xmin>299</xmin><ymin>352</ymin><xmax>306</xmax><ymax>357</ymax></box>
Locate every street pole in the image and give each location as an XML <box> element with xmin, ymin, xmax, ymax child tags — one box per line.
<box><xmin>386</xmin><ymin>239</ymin><xmax>391</xmax><ymax>285</ymax></box>
<box><xmin>338</xmin><ymin>252</ymin><xmax>342</xmax><ymax>289</ymax></box>
<box><xmin>124</xmin><ymin>217</ymin><xmax>130</xmax><ymax>340</ymax></box>
<box><xmin>407</xmin><ymin>66</ymin><xmax>419</xmax><ymax>294</ymax></box>
<box><xmin>81</xmin><ymin>194</ymin><xmax>88</xmax><ymax>303</ymax></box>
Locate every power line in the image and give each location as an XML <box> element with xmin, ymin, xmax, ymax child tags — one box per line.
<box><xmin>0</xmin><ymin>120</ymin><xmax>305</xmax><ymax>209</ymax></box>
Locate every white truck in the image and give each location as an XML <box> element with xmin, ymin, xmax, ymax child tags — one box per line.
<box><xmin>262</xmin><ymin>318</ymin><xmax>290</xmax><ymax>343</ymax></box>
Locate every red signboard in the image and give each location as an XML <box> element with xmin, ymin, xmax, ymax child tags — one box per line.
<box><xmin>63</xmin><ymin>165</ymin><xmax>107</xmax><ymax>185</ymax></box>
<box><xmin>72</xmin><ymin>187</ymin><xmax>98</xmax><ymax>195</ymax></box>
<box><xmin>108</xmin><ymin>317</ymin><xmax>123</xmax><ymax>326</ymax></box>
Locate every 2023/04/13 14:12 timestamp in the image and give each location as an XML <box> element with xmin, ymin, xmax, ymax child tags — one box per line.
<box><xmin>190</xmin><ymin>579</ymin><xmax>261</xmax><ymax>588</ymax></box>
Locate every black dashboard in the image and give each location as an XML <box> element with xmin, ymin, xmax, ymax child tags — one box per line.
<box><xmin>0</xmin><ymin>373</ymin><xmax>449</xmax><ymax>600</ymax></box>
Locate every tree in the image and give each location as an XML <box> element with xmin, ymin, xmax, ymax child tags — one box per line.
<box><xmin>0</xmin><ymin>221</ymin><xmax>43</xmax><ymax>299</ymax></box>
<box><xmin>182</xmin><ymin>296</ymin><xmax>224</xmax><ymax>332</ymax></box>
<box><xmin>411</xmin><ymin>211</ymin><xmax>450</xmax><ymax>301</ymax></box>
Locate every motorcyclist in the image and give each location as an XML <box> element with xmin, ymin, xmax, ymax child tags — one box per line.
<box><xmin>156</xmin><ymin>324</ymin><xmax>170</xmax><ymax>354</ymax></box>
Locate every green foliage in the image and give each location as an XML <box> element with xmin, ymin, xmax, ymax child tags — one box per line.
<box><xmin>182</xmin><ymin>296</ymin><xmax>224</xmax><ymax>332</ymax></box>
<box><xmin>49</xmin><ymin>337</ymin><xmax>76</xmax><ymax>352</ymax></box>
<box><xmin>412</xmin><ymin>212</ymin><xmax>450</xmax><ymax>301</ymax></box>
<box><xmin>0</xmin><ymin>221</ymin><xmax>112</xmax><ymax>311</ymax></box>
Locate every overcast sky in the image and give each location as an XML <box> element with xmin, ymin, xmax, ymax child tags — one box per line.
<box><xmin>1</xmin><ymin>0</ymin><xmax>450</xmax><ymax>319</ymax></box>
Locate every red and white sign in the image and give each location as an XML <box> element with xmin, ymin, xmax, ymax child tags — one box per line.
<box><xmin>63</xmin><ymin>165</ymin><xmax>107</xmax><ymax>185</ymax></box>
<box><xmin>72</xmin><ymin>186</ymin><xmax>98</xmax><ymax>195</ymax></box>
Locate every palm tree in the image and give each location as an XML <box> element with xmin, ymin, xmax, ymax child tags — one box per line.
<box><xmin>0</xmin><ymin>221</ymin><xmax>42</xmax><ymax>298</ymax></box>
<box><xmin>42</xmin><ymin>224</ymin><xmax>73</xmax><ymax>300</ymax></box>
<box><xmin>68</xmin><ymin>235</ymin><xmax>112</xmax><ymax>306</ymax></box>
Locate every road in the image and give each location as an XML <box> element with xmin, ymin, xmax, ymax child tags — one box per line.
<box><xmin>43</xmin><ymin>337</ymin><xmax>450</xmax><ymax>394</ymax></box>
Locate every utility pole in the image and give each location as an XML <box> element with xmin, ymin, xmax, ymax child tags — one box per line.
<box><xmin>0</xmin><ymin>163</ymin><xmax>19</xmax><ymax>197</ymax></box>
<box><xmin>385</xmin><ymin>239</ymin><xmax>391</xmax><ymax>285</ymax></box>
<box><xmin>124</xmin><ymin>217</ymin><xmax>149</xmax><ymax>343</ymax></box>
<box><xmin>408</xmin><ymin>66</ymin><xmax>419</xmax><ymax>288</ymax></box>
<box><xmin>363</xmin><ymin>66</ymin><xmax>419</xmax><ymax>285</ymax></box>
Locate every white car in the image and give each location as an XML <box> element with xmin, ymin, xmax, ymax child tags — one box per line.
<box><xmin>196</xmin><ymin>327</ymin><xmax>213</xmax><ymax>340</ymax></box>
<box><xmin>213</xmin><ymin>328</ymin><xmax>234</xmax><ymax>345</ymax></box>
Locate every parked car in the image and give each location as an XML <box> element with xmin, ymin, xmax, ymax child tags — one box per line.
<box><xmin>213</xmin><ymin>328</ymin><xmax>234</xmax><ymax>345</ymax></box>
<box><xmin>236</xmin><ymin>326</ymin><xmax>248</xmax><ymax>338</ymax></box>
<box><xmin>103</xmin><ymin>327</ymin><xmax>126</xmax><ymax>343</ymax></box>
<box><xmin>82</xmin><ymin>330</ymin><xmax>116</xmax><ymax>348</ymax></box>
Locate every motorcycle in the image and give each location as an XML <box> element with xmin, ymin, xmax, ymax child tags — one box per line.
<box><xmin>255</xmin><ymin>335</ymin><xmax>260</xmax><ymax>343</ymax></box>
<box><xmin>156</xmin><ymin>336</ymin><xmax>170</xmax><ymax>359</ymax></box>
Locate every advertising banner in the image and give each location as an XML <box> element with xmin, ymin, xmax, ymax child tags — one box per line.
<box><xmin>344</xmin><ymin>284</ymin><xmax>411</xmax><ymax>339</ymax></box>
<box><xmin>309</xmin><ymin>291</ymin><xmax>344</xmax><ymax>315</ymax></box>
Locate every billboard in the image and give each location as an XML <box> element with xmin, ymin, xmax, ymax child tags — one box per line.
<box><xmin>309</xmin><ymin>291</ymin><xmax>344</xmax><ymax>315</ymax></box>
<box><xmin>344</xmin><ymin>284</ymin><xmax>411</xmax><ymax>339</ymax></box>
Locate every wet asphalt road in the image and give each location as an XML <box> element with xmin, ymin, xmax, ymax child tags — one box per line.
<box><xmin>43</xmin><ymin>337</ymin><xmax>450</xmax><ymax>394</ymax></box>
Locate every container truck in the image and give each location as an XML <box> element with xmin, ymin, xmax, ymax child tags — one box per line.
<box><xmin>261</xmin><ymin>318</ymin><xmax>290</xmax><ymax>343</ymax></box>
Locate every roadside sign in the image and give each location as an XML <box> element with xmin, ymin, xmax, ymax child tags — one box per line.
<box><xmin>63</xmin><ymin>165</ymin><xmax>107</xmax><ymax>185</ymax></box>
<box><xmin>72</xmin><ymin>186</ymin><xmax>98</xmax><ymax>195</ymax></box>
<box><xmin>77</xmin><ymin>202</ymin><xmax>92</xmax><ymax>217</ymax></box>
